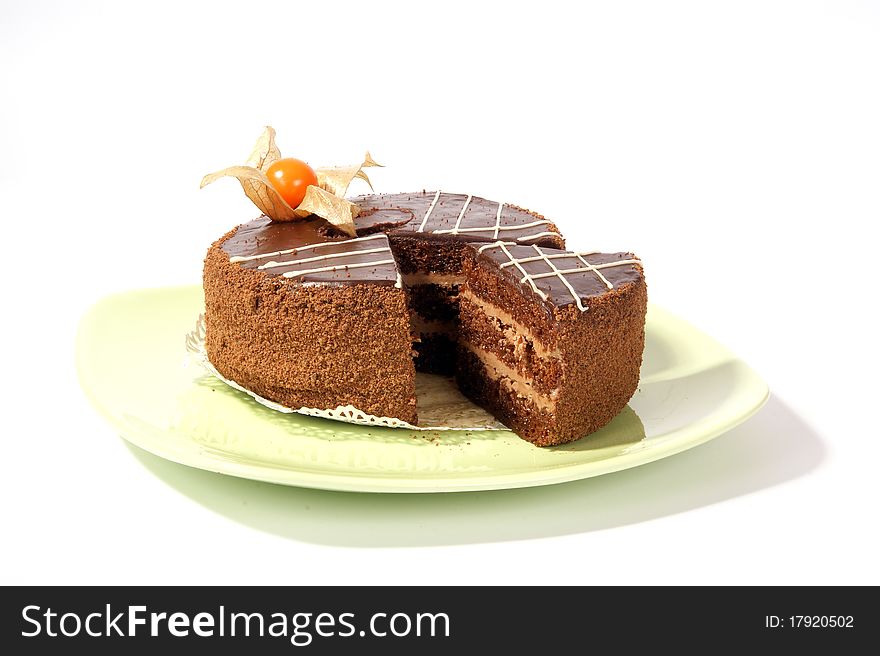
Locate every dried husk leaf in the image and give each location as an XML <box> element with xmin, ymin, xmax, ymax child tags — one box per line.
<box><xmin>200</xmin><ymin>166</ymin><xmax>299</xmax><ymax>221</ymax></box>
<box><xmin>245</xmin><ymin>126</ymin><xmax>282</xmax><ymax>172</ymax></box>
<box><xmin>297</xmin><ymin>185</ymin><xmax>360</xmax><ymax>237</ymax></box>
<box><xmin>315</xmin><ymin>152</ymin><xmax>383</xmax><ymax>198</ymax></box>
<box><xmin>202</xmin><ymin>128</ymin><xmax>380</xmax><ymax>226</ymax></box>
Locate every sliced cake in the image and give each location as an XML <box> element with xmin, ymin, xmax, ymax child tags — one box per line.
<box><xmin>456</xmin><ymin>241</ymin><xmax>647</xmax><ymax>446</ymax></box>
<box><xmin>202</xmin><ymin>191</ymin><xmax>647</xmax><ymax>445</ymax></box>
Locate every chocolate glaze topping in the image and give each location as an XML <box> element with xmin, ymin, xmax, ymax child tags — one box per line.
<box><xmin>223</xmin><ymin>218</ymin><xmax>401</xmax><ymax>286</ymax></box>
<box><xmin>222</xmin><ymin>207</ymin><xmax>414</xmax><ymax>260</ymax></box>
<box><xmin>475</xmin><ymin>242</ymin><xmax>642</xmax><ymax>313</ymax></box>
<box><xmin>219</xmin><ymin>192</ymin><xmax>638</xmax><ymax>307</ymax></box>
<box><xmin>354</xmin><ymin>191</ymin><xmax>564</xmax><ymax>246</ymax></box>
<box><xmin>221</xmin><ymin>216</ymin><xmax>339</xmax><ymax>261</ymax></box>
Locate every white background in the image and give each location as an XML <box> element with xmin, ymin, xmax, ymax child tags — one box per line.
<box><xmin>1</xmin><ymin>0</ymin><xmax>878</xmax><ymax>585</ymax></box>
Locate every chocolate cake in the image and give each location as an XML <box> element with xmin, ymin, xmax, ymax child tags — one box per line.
<box><xmin>203</xmin><ymin>191</ymin><xmax>647</xmax><ymax>446</ymax></box>
<box><xmin>457</xmin><ymin>243</ymin><xmax>646</xmax><ymax>446</ymax></box>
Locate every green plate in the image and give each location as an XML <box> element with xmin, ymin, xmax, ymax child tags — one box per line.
<box><xmin>76</xmin><ymin>286</ymin><xmax>768</xmax><ymax>493</ymax></box>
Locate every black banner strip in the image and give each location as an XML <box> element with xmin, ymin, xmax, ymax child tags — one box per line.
<box><xmin>1</xmin><ymin>586</ymin><xmax>875</xmax><ymax>654</ymax></box>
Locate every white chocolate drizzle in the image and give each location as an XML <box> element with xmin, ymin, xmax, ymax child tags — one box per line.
<box><xmin>477</xmin><ymin>241</ymin><xmax>516</xmax><ymax>252</ymax></box>
<box><xmin>416</xmin><ymin>190</ymin><xmax>442</xmax><ymax>232</ymax></box>
<box><xmin>515</xmin><ymin>231</ymin><xmax>562</xmax><ymax>243</ymax></box>
<box><xmin>228</xmin><ymin>232</ymin><xmax>399</xmax><ymax>284</ymax></box>
<box><xmin>493</xmin><ymin>202</ymin><xmax>504</xmax><ymax>239</ymax></box>
<box><xmin>574</xmin><ymin>253</ymin><xmax>614</xmax><ymax>290</ymax></box>
<box><xmin>432</xmin><ymin>218</ymin><xmax>552</xmax><ymax>236</ymax></box>
<box><xmin>531</xmin><ymin>245</ymin><xmax>587</xmax><ymax>311</ymax></box>
<box><xmin>258</xmin><ymin>246</ymin><xmax>392</xmax><ymax>271</ymax></box>
<box><xmin>412</xmin><ymin>192</ymin><xmax>558</xmax><ymax>243</ymax></box>
<box><xmin>281</xmin><ymin>259</ymin><xmax>397</xmax><ymax>280</ymax></box>
<box><xmin>480</xmin><ymin>240</ymin><xmax>640</xmax><ymax>312</ymax></box>
<box><xmin>228</xmin><ymin>233</ymin><xmax>387</xmax><ymax>263</ymax></box>
<box><xmin>498</xmin><ymin>242</ymin><xmax>546</xmax><ymax>302</ymax></box>
<box><xmin>446</xmin><ymin>194</ymin><xmax>473</xmax><ymax>235</ymax></box>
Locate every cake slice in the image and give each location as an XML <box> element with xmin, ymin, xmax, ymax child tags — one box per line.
<box><xmin>203</xmin><ymin>217</ymin><xmax>417</xmax><ymax>423</ymax></box>
<box><xmin>457</xmin><ymin>241</ymin><xmax>647</xmax><ymax>446</ymax></box>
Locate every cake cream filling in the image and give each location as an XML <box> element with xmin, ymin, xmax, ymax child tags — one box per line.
<box><xmin>409</xmin><ymin>314</ymin><xmax>456</xmax><ymax>336</ymax></box>
<box><xmin>401</xmin><ymin>272</ymin><xmax>466</xmax><ymax>287</ymax></box>
<box><xmin>460</xmin><ymin>341</ymin><xmax>558</xmax><ymax>412</ymax></box>
<box><xmin>459</xmin><ymin>289</ymin><xmax>561</xmax><ymax>360</ymax></box>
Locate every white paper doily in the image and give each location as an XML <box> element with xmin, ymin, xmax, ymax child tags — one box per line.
<box><xmin>185</xmin><ymin>315</ymin><xmax>505</xmax><ymax>431</ymax></box>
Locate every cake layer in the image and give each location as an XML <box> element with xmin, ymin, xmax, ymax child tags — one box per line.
<box><xmin>458</xmin><ymin>342</ymin><xmax>558</xmax><ymax>412</ymax></box>
<box><xmin>457</xmin><ymin>348</ymin><xmax>560</xmax><ymax>446</ymax></box>
<box><xmin>409</xmin><ymin>314</ymin><xmax>456</xmax><ymax>336</ymax></box>
<box><xmin>400</xmin><ymin>272</ymin><xmax>466</xmax><ymax>286</ymax></box>
<box><xmin>412</xmin><ymin>333</ymin><xmax>458</xmax><ymax>376</ymax></box>
<box><xmin>458</xmin><ymin>293</ymin><xmax>563</xmax><ymax>396</ymax></box>
<box><xmin>458</xmin><ymin>290</ymin><xmax>560</xmax><ymax>358</ymax></box>
<box><xmin>406</xmin><ymin>283</ymin><xmax>461</xmax><ymax>323</ymax></box>
<box><xmin>387</xmin><ymin>233</ymin><xmax>469</xmax><ymax>275</ymax></box>
<box><xmin>409</xmin><ymin>294</ymin><xmax>458</xmax><ymax>376</ymax></box>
